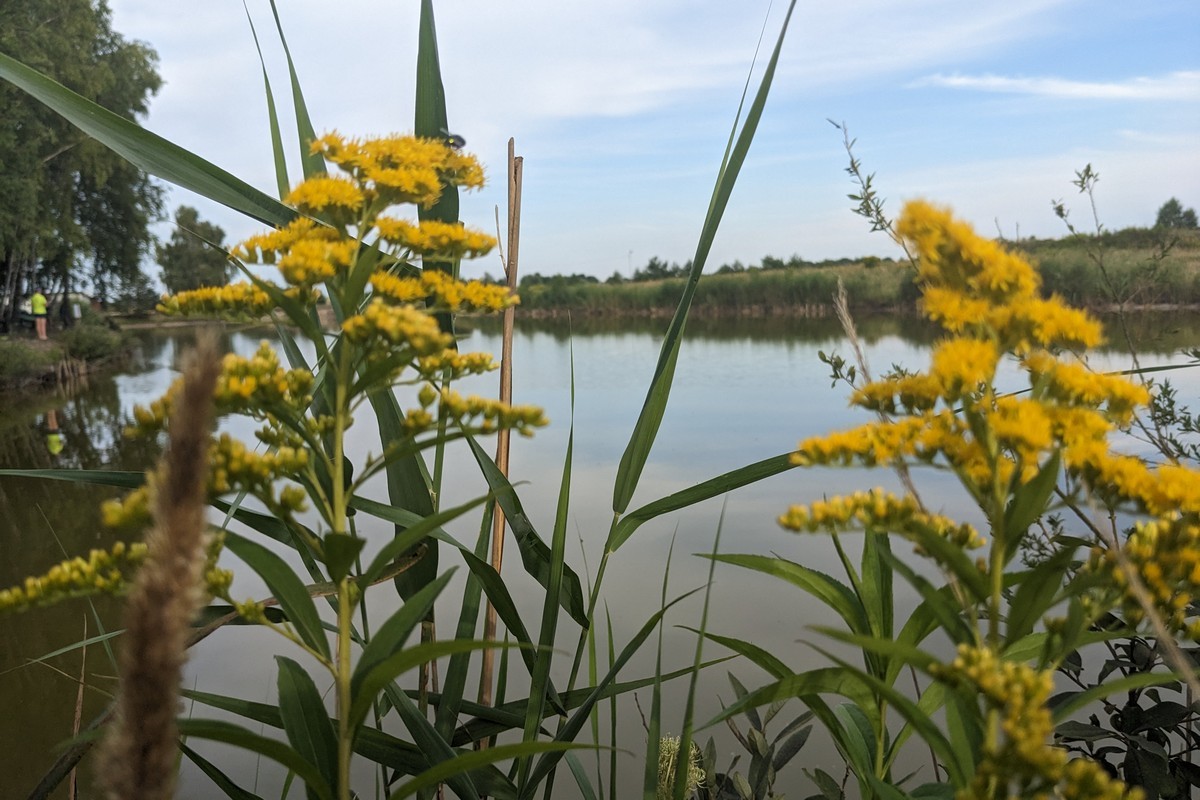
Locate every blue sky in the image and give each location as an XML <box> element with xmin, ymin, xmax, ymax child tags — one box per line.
<box><xmin>105</xmin><ymin>0</ymin><xmax>1199</xmax><ymax>282</ymax></box>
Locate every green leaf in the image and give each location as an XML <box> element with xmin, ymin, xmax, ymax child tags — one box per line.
<box><xmin>1003</xmin><ymin>451</ymin><xmax>1061</xmax><ymax>561</ymax></box>
<box><xmin>708</xmin><ymin>553</ymin><xmax>870</xmax><ymax>636</ymax></box>
<box><xmin>352</xmin><ymin>570</ymin><xmax>454</xmax><ymax>698</ymax></box>
<box><xmin>241</xmin><ymin>2</ymin><xmax>289</xmax><ymax>199</ymax></box>
<box><xmin>266</xmin><ymin>0</ymin><xmax>326</xmax><ymax>179</ymax></box>
<box><xmin>388</xmin><ymin>742</ymin><xmax>586</xmax><ymax>800</ymax></box>
<box><xmin>223</xmin><ymin>532</ymin><xmax>329</xmax><ymax>659</ymax></box>
<box><xmin>275</xmin><ymin>656</ymin><xmax>339</xmax><ymax>794</ymax></box>
<box><xmin>1005</xmin><ymin>544</ymin><xmax>1074</xmax><ymax>647</ymax></box>
<box><xmin>0</xmin><ymin>52</ymin><xmax>296</xmax><ymax>228</ymax></box>
<box><xmin>435</xmin><ymin>509</ymin><xmax>492</xmax><ymax>739</ymax></box>
<box><xmin>609</xmin><ymin>453</ymin><xmax>796</xmax><ymax>551</ymax></box>
<box><xmin>859</xmin><ymin>531</ymin><xmax>894</xmax><ymax>642</ymax></box>
<box><xmin>178</xmin><ymin>719</ymin><xmax>333</xmax><ymax>800</ymax></box>
<box><xmin>348</xmin><ymin>639</ymin><xmax>516</xmax><ymax>733</ymax></box>
<box><xmin>364</xmin><ymin>387</ymin><xmax>437</xmax><ymax>602</ymax></box>
<box><xmin>518</xmin><ymin>388</ymin><xmax>576</xmax><ymax>788</ymax></box>
<box><xmin>901</xmin><ymin>523</ymin><xmax>989</xmax><ymax>603</ymax></box>
<box><xmin>683</xmin><ymin>629</ymin><xmax>791</xmax><ymax>680</ymax></box>
<box><xmin>466</xmin><ymin>436</ymin><xmax>588</xmax><ymax>628</ymax></box>
<box><xmin>323</xmin><ymin>533</ymin><xmax>365</xmax><ymax>583</ymax></box>
<box><xmin>0</xmin><ymin>468</ymin><xmax>142</xmax><ymax>487</ymax></box>
<box><xmin>610</xmin><ymin>0</ymin><xmax>798</xmax><ymax>515</ymax></box>
<box><xmin>1051</xmin><ymin>670</ymin><xmax>1185</xmax><ymax>722</ymax></box>
<box><xmin>382</xmin><ymin>682</ymin><xmax>479</xmax><ymax>800</ymax></box>
<box><xmin>180</xmin><ymin>742</ymin><xmax>265</xmax><ymax>800</ymax></box>
<box><xmin>832</xmin><ymin>703</ymin><xmax>877</xmax><ymax>780</ymax></box>
<box><xmin>352</xmin><ymin>494</ymin><xmax>487</xmax><ymax>587</ymax></box>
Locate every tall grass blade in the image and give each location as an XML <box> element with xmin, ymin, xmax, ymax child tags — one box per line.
<box><xmin>180</xmin><ymin>742</ymin><xmax>265</xmax><ymax>800</ymax></box>
<box><xmin>467</xmin><ymin>436</ymin><xmax>588</xmax><ymax>627</ymax></box>
<box><xmin>517</xmin><ymin>346</ymin><xmax>576</xmax><ymax>790</ymax></box>
<box><xmin>275</xmin><ymin>656</ymin><xmax>339</xmax><ymax>794</ymax></box>
<box><xmin>178</xmin><ymin>719</ymin><xmax>333</xmax><ymax>800</ymax></box>
<box><xmin>435</xmin><ymin>506</ymin><xmax>493</xmax><ymax>738</ymax></box>
<box><xmin>610</xmin><ymin>0</ymin><xmax>797</xmax><ymax>516</ymax></box>
<box><xmin>242</xmin><ymin>1</ymin><xmax>289</xmax><ymax>199</ymax></box>
<box><xmin>522</xmin><ymin>590</ymin><xmax>701</xmax><ymax>795</ymax></box>
<box><xmin>387</xmin><ymin>742</ymin><xmax>586</xmax><ymax>800</ymax></box>
<box><xmin>611</xmin><ymin>453</ymin><xmax>795</xmax><ymax>551</ymax></box>
<box><xmin>223</xmin><ymin>532</ymin><xmax>330</xmax><ymax>660</ymax></box>
<box><xmin>266</xmin><ymin>0</ymin><xmax>326</xmax><ymax>179</ymax></box>
<box><xmin>0</xmin><ymin>52</ymin><xmax>296</xmax><ymax>227</ymax></box>
<box><xmin>671</xmin><ymin>508</ymin><xmax>726</xmax><ymax>800</ymax></box>
<box><xmin>643</xmin><ymin>537</ymin><xmax>676</xmax><ymax>800</ymax></box>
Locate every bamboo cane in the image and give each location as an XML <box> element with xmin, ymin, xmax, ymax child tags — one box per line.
<box><xmin>478</xmin><ymin>139</ymin><xmax>522</xmax><ymax>715</ymax></box>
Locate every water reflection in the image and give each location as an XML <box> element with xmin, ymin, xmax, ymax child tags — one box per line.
<box><xmin>0</xmin><ymin>314</ymin><xmax>1196</xmax><ymax>798</ymax></box>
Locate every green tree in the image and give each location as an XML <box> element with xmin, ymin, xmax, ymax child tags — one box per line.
<box><xmin>0</xmin><ymin>0</ymin><xmax>162</xmax><ymax>324</ymax></box>
<box><xmin>1155</xmin><ymin>197</ymin><xmax>1199</xmax><ymax>229</ymax></box>
<box><xmin>156</xmin><ymin>206</ymin><xmax>231</xmax><ymax>294</ymax></box>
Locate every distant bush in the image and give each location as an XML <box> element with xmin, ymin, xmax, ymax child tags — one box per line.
<box><xmin>59</xmin><ymin>318</ymin><xmax>127</xmax><ymax>361</ymax></box>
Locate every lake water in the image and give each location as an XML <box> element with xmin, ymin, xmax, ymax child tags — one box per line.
<box><xmin>1</xmin><ymin>312</ymin><xmax>1197</xmax><ymax>798</ymax></box>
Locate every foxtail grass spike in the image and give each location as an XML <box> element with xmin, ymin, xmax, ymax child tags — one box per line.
<box><xmin>100</xmin><ymin>333</ymin><xmax>220</xmax><ymax>800</ymax></box>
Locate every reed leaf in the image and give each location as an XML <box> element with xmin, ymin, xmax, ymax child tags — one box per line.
<box><xmin>180</xmin><ymin>742</ymin><xmax>265</xmax><ymax>800</ymax></box>
<box><xmin>242</xmin><ymin>1</ymin><xmax>289</xmax><ymax>199</ymax></box>
<box><xmin>266</xmin><ymin>0</ymin><xmax>325</xmax><ymax>179</ymax></box>
<box><xmin>610</xmin><ymin>452</ymin><xmax>796</xmax><ymax>552</ymax></box>
<box><xmin>467</xmin><ymin>436</ymin><xmax>588</xmax><ymax>627</ymax></box>
<box><xmin>276</xmin><ymin>656</ymin><xmax>339</xmax><ymax>795</ymax></box>
<box><xmin>178</xmin><ymin>719</ymin><xmax>333</xmax><ymax>800</ymax></box>
<box><xmin>0</xmin><ymin>52</ymin><xmax>296</xmax><ymax>227</ymax></box>
<box><xmin>223</xmin><ymin>532</ymin><xmax>330</xmax><ymax>660</ymax></box>
<box><xmin>610</xmin><ymin>0</ymin><xmax>797</xmax><ymax>516</ymax></box>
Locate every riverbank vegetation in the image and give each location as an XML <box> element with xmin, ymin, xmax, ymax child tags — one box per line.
<box><xmin>2</xmin><ymin>3</ymin><xmax>1200</xmax><ymax>800</ymax></box>
<box><xmin>0</xmin><ymin>313</ymin><xmax>130</xmax><ymax>390</ymax></box>
<box><xmin>515</xmin><ymin>226</ymin><xmax>1200</xmax><ymax>316</ymax></box>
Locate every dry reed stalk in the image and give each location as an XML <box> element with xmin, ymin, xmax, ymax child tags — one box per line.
<box><xmin>99</xmin><ymin>333</ymin><xmax>220</xmax><ymax>800</ymax></box>
<box><xmin>478</xmin><ymin>138</ymin><xmax>523</xmax><ymax>713</ymax></box>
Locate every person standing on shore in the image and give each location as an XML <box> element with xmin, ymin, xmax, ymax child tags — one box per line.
<box><xmin>31</xmin><ymin>286</ymin><xmax>48</xmax><ymax>340</ymax></box>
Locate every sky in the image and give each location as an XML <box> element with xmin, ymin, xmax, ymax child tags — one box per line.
<box><xmin>101</xmin><ymin>0</ymin><xmax>1200</xmax><ymax>283</ymax></box>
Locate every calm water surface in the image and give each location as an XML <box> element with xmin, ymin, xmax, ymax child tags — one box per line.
<box><xmin>1</xmin><ymin>313</ymin><xmax>1197</xmax><ymax>798</ymax></box>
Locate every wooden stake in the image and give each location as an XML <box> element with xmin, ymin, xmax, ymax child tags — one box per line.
<box><xmin>478</xmin><ymin>139</ymin><xmax>522</xmax><ymax>714</ymax></box>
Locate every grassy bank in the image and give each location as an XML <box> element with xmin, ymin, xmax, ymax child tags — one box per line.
<box><xmin>517</xmin><ymin>228</ymin><xmax>1200</xmax><ymax>315</ymax></box>
<box><xmin>0</xmin><ymin>317</ymin><xmax>129</xmax><ymax>391</ymax></box>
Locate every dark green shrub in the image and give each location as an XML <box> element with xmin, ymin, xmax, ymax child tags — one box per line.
<box><xmin>59</xmin><ymin>319</ymin><xmax>127</xmax><ymax>361</ymax></box>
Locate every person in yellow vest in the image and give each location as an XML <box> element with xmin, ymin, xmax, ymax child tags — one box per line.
<box><xmin>31</xmin><ymin>286</ymin><xmax>48</xmax><ymax>340</ymax></box>
<box><xmin>45</xmin><ymin>409</ymin><xmax>64</xmax><ymax>457</ymax></box>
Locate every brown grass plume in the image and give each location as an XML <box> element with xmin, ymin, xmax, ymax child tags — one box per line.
<box><xmin>100</xmin><ymin>334</ymin><xmax>220</xmax><ymax>799</ymax></box>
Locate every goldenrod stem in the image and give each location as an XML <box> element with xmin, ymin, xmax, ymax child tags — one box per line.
<box><xmin>337</xmin><ymin>578</ymin><xmax>353</xmax><ymax>800</ymax></box>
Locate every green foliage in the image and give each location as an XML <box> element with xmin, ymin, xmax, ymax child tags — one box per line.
<box><xmin>1155</xmin><ymin>198</ymin><xmax>1199</xmax><ymax>230</ymax></box>
<box><xmin>0</xmin><ymin>0</ymin><xmax>162</xmax><ymax>320</ymax></box>
<box><xmin>57</xmin><ymin>315</ymin><xmax>126</xmax><ymax>361</ymax></box>
<box><xmin>156</xmin><ymin>205</ymin><xmax>232</xmax><ymax>294</ymax></box>
<box><xmin>0</xmin><ymin>338</ymin><xmax>61</xmax><ymax>382</ymax></box>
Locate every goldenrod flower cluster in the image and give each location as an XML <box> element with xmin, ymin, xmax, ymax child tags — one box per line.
<box><xmin>0</xmin><ymin>541</ymin><xmax>148</xmax><ymax>612</ymax></box>
<box><xmin>936</xmin><ymin>645</ymin><xmax>1140</xmax><ymax>800</ymax></box>
<box><xmin>422</xmin><ymin>387</ymin><xmax>547</xmax><ymax>438</ymax></box>
<box><xmin>779</xmin><ymin>488</ymin><xmax>983</xmax><ymax>550</ymax></box>
<box><xmin>375</xmin><ymin>218</ymin><xmax>497</xmax><ymax>261</ymax></box>
<box><xmin>1089</xmin><ymin>519</ymin><xmax>1200</xmax><ymax>636</ymax></box>
<box><xmin>310</xmin><ymin>131</ymin><xmax>484</xmax><ymax>208</ymax></box>
<box><xmin>214</xmin><ymin>342</ymin><xmax>314</xmax><ymax>416</ymax></box>
<box><xmin>0</xmin><ymin>532</ymin><xmax>233</xmax><ymax>616</ymax></box>
<box><xmin>371</xmin><ymin>269</ymin><xmax>515</xmax><ymax>313</ymax></box>
<box><xmin>787</xmin><ymin>200</ymin><xmax>1177</xmax><ymax>510</ymax></box>
<box><xmin>157</xmin><ymin>281</ymin><xmax>284</xmax><ymax>319</ymax></box>
<box><xmin>342</xmin><ymin>299</ymin><xmax>451</xmax><ymax>355</ymax></box>
<box><xmin>210</xmin><ymin>433</ymin><xmax>308</xmax><ymax>506</ymax></box>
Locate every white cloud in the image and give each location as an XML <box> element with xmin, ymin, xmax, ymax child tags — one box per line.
<box><xmin>911</xmin><ymin>71</ymin><xmax>1200</xmax><ymax>100</ymax></box>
